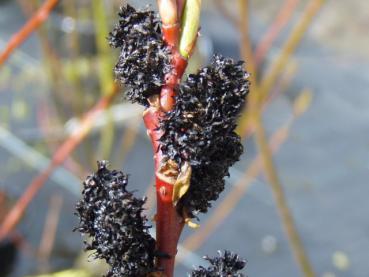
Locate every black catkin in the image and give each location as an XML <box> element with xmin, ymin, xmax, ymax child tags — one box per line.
<box><xmin>108</xmin><ymin>5</ymin><xmax>171</xmax><ymax>106</ymax></box>
<box><xmin>75</xmin><ymin>161</ymin><xmax>156</xmax><ymax>277</ymax></box>
<box><xmin>190</xmin><ymin>250</ymin><xmax>246</xmax><ymax>277</ymax></box>
<box><xmin>160</xmin><ymin>55</ymin><xmax>250</xmax><ymax>216</ymax></box>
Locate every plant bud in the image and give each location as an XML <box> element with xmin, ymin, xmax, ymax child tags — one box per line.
<box><xmin>157</xmin><ymin>0</ymin><xmax>178</xmax><ymax>25</ymax></box>
<box><xmin>179</xmin><ymin>0</ymin><xmax>202</xmax><ymax>59</ymax></box>
<box><xmin>109</xmin><ymin>5</ymin><xmax>172</xmax><ymax>106</ymax></box>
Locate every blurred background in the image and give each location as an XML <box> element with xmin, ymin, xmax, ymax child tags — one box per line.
<box><xmin>0</xmin><ymin>0</ymin><xmax>368</xmax><ymax>276</ymax></box>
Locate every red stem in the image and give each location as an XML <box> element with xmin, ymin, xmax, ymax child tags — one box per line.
<box><xmin>144</xmin><ymin>26</ymin><xmax>188</xmax><ymax>276</ymax></box>
<box><xmin>143</xmin><ymin>101</ymin><xmax>185</xmax><ymax>276</ymax></box>
<box><xmin>155</xmin><ymin>177</ymin><xmax>184</xmax><ymax>275</ymax></box>
<box><xmin>0</xmin><ymin>0</ymin><xmax>59</xmax><ymax>67</ymax></box>
<box><xmin>162</xmin><ymin>24</ymin><xmax>180</xmax><ymax>48</ymax></box>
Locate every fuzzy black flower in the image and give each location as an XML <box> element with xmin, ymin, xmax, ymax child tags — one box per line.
<box><xmin>190</xmin><ymin>250</ymin><xmax>246</xmax><ymax>277</ymax></box>
<box><xmin>109</xmin><ymin>5</ymin><xmax>171</xmax><ymax>106</ymax></box>
<box><xmin>160</xmin><ymin>55</ymin><xmax>250</xmax><ymax>216</ymax></box>
<box><xmin>75</xmin><ymin>161</ymin><xmax>156</xmax><ymax>277</ymax></box>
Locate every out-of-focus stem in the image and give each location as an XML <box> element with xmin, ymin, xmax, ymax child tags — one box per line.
<box><xmin>254</xmin><ymin>0</ymin><xmax>299</xmax><ymax>67</ymax></box>
<box><xmin>259</xmin><ymin>0</ymin><xmax>326</xmax><ymax>103</ymax></box>
<box><xmin>253</xmin><ymin>113</ymin><xmax>315</xmax><ymax>277</ymax></box>
<box><xmin>38</xmin><ymin>195</ymin><xmax>63</xmax><ymax>272</ymax></box>
<box><xmin>0</xmin><ymin>0</ymin><xmax>59</xmax><ymax>67</ymax></box>
<box><xmin>236</xmin><ymin>1</ymin><xmax>316</xmax><ymax>274</ymax></box>
<box><xmin>236</xmin><ymin>0</ymin><xmax>259</xmax><ymax>139</ymax></box>
<box><xmin>92</xmin><ymin>0</ymin><xmax>114</xmax><ymax>96</ymax></box>
<box><xmin>92</xmin><ymin>0</ymin><xmax>116</xmax><ymax>160</ymax></box>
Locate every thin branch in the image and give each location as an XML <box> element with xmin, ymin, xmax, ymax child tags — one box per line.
<box><xmin>237</xmin><ymin>0</ymin><xmax>324</xmax><ymax>137</ymax></box>
<box><xmin>236</xmin><ymin>1</ymin><xmax>318</xmax><ymax>270</ymax></box>
<box><xmin>148</xmin><ymin>1</ymin><xmax>201</xmax><ymax>276</ymax></box>
<box><xmin>241</xmin><ymin>59</ymin><xmax>298</xmax><ymax>139</ymax></box>
<box><xmin>254</xmin><ymin>0</ymin><xmax>300</xmax><ymax>67</ymax></box>
<box><xmin>253</xmin><ymin>113</ymin><xmax>315</xmax><ymax>277</ymax></box>
<box><xmin>0</xmin><ymin>0</ymin><xmax>59</xmax><ymax>67</ymax></box>
<box><xmin>38</xmin><ymin>194</ymin><xmax>63</xmax><ymax>272</ymax></box>
<box><xmin>259</xmin><ymin>0</ymin><xmax>326</xmax><ymax>103</ymax></box>
<box><xmin>236</xmin><ymin>0</ymin><xmax>260</xmax><ymax>138</ymax></box>
<box><xmin>238</xmin><ymin>0</ymin><xmax>257</xmax><ymax>84</ymax></box>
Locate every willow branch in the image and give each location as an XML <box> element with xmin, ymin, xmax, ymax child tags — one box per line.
<box><xmin>0</xmin><ymin>0</ymin><xmax>59</xmax><ymax>67</ymax></box>
<box><xmin>253</xmin><ymin>113</ymin><xmax>315</xmax><ymax>277</ymax></box>
<box><xmin>259</xmin><ymin>0</ymin><xmax>326</xmax><ymax>103</ymax></box>
<box><xmin>254</xmin><ymin>0</ymin><xmax>299</xmax><ymax>67</ymax></box>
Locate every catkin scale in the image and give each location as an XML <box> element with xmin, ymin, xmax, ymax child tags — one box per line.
<box><xmin>108</xmin><ymin>5</ymin><xmax>171</xmax><ymax>106</ymax></box>
<box><xmin>190</xmin><ymin>250</ymin><xmax>246</xmax><ymax>277</ymax></box>
<box><xmin>160</xmin><ymin>55</ymin><xmax>250</xmax><ymax>216</ymax></box>
<box><xmin>75</xmin><ymin>161</ymin><xmax>156</xmax><ymax>277</ymax></box>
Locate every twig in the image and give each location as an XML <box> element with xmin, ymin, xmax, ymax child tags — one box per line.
<box><xmin>253</xmin><ymin>113</ymin><xmax>315</xmax><ymax>277</ymax></box>
<box><xmin>236</xmin><ymin>0</ymin><xmax>259</xmax><ymax>138</ymax></box>
<box><xmin>259</xmin><ymin>0</ymin><xmax>326</xmax><ymax>103</ymax></box>
<box><xmin>147</xmin><ymin>1</ymin><xmax>201</xmax><ymax>276</ymax></box>
<box><xmin>0</xmin><ymin>0</ymin><xmax>59</xmax><ymax>67</ymax></box>
<box><xmin>240</xmin><ymin>59</ymin><xmax>298</xmax><ymax>139</ymax></box>
<box><xmin>238</xmin><ymin>0</ymin><xmax>257</xmax><ymax>84</ymax></box>
<box><xmin>0</xmin><ymin>85</ymin><xmax>119</xmax><ymax>241</ymax></box>
<box><xmin>235</xmin><ymin>1</ymin><xmax>319</xmax><ymax>273</ymax></box>
<box><xmin>254</xmin><ymin>0</ymin><xmax>300</xmax><ymax>67</ymax></box>
<box><xmin>237</xmin><ymin>0</ymin><xmax>324</xmax><ymax>137</ymax></box>
<box><xmin>38</xmin><ymin>194</ymin><xmax>63</xmax><ymax>272</ymax></box>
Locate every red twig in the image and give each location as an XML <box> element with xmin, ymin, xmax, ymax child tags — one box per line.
<box><xmin>254</xmin><ymin>0</ymin><xmax>299</xmax><ymax>67</ymax></box>
<box><xmin>143</xmin><ymin>102</ymin><xmax>185</xmax><ymax>276</ymax></box>
<box><xmin>148</xmin><ymin>2</ymin><xmax>193</xmax><ymax>276</ymax></box>
<box><xmin>38</xmin><ymin>194</ymin><xmax>63</xmax><ymax>272</ymax></box>
<box><xmin>0</xmin><ymin>0</ymin><xmax>59</xmax><ymax>67</ymax></box>
<box><xmin>0</xmin><ymin>87</ymin><xmax>118</xmax><ymax>241</ymax></box>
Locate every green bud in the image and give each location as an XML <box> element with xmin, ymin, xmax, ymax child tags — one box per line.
<box><xmin>179</xmin><ymin>0</ymin><xmax>202</xmax><ymax>59</ymax></box>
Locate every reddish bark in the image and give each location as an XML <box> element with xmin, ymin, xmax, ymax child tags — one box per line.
<box><xmin>0</xmin><ymin>0</ymin><xmax>59</xmax><ymax>67</ymax></box>
<box><xmin>144</xmin><ymin>106</ymin><xmax>185</xmax><ymax>277</ymax></box>
<box><xmin>162</xmin><ymin>24</ymin><xmax>180</xmax><ymax>48</ymax></box>
<box><xmin>143</xmin><ymin>43</ymin><xmax>188</xmax><ymax>277</ymax></box>
<box><xmin>145</xmin><ymin>4</ymin><xmax>194</xmax><ymax>274</ymax></box>
<box><xmin>155</xmin><ymin>177</ymin><xmax>184</xmax><ymax>276</ymax></box>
